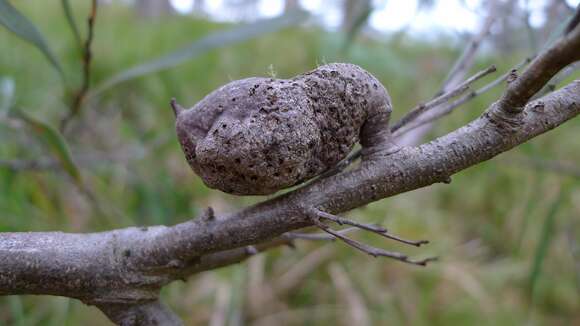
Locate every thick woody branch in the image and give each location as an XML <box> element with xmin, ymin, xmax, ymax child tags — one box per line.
<box><xmin>497</xmin><ymin>18</ymin><xmax>580</xmax><ymax>113</ymax></box>
<box><xmin>0</xmin><ymin>228</ymin><xmax>168</xmax><ymax>301</ymax></box>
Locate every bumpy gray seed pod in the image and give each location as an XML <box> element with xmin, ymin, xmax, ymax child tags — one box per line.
<box><xmin>172</xmin><ymin>63</ymin><xmax>394</xmax><ymax>195</ymax></box>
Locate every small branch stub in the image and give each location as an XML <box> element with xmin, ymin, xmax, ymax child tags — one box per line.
<box><xmin>170</xmin><ymin>98</ymin><xmax>185</xmax><ymax>117</ymax></box>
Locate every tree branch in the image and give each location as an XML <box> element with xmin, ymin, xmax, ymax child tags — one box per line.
<box><xmin>2</xmin><ymin>80</ymin><xmax>578</xmax><ymax>321</ymax></box>
<box><xmin>131</xmin><ymin>80</ymin><xmax>579</xmax><ymax>271</ymax></box>
<box><xmin>497</xmin><ymin>16</ymin><xmax>580</xmax><ymax>113</ymax></box>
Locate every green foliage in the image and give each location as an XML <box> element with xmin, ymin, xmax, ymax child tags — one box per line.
<box><xmin>88</xmin><ymin>10</ymin><xmax>309</xmax><ymax>98</ymax></box>
<box><xmin>14</xmin><ymin>109</ymin><xmax>80</xmax><ymax>183</ymax></box>
<box><xmin>0</xmin><ymin>0</ymin><xmax>63</xmax><ymax>78</ymax></box>
<box><xmin>60</xmin><ymin>0</ymin><xmax>81</xmax><ymax>49</ymax></box>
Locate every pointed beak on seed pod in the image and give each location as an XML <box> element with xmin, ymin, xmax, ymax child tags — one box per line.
<box><xmin>170</xmin><ymin>98</ymin><xmax>185</xmax><ymax>117</ymax></box>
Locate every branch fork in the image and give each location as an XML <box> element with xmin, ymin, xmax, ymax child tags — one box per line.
<box><xmin>484</xmin><ymin>102</ymin><xmax>526</xmax><ymax>132</ymax></box>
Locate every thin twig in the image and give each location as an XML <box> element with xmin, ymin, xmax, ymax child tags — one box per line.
<box><xmin>533</xmin><ymin>61</ymin><xmax>580</xmax><ymax>99</ymax></box>
<box><xmin>283</xmin><ymin>227</ymin><xmax>359</xmax><ymax>241</ymax></box>
<box><xmin>397</xmin><ymin>2</ymin><xmax>497</xmax><ymax>147</ymax></box>
<box><xmin>312</xmin><ymin>218</ymin><xmax>435</xmax><ymax>266</ymax></box>
<box><xmin>395</xmin><ymin>58</ymin><xmax>533</xmax><ymax>136</ymax></box>
<box><xmin>439</xmin><ymin>2</ymin><xmax>497</xmax><ymax>91</ymax></box>
<box><xmin>391</xmin><ymin>65</ymin><xmax>497</xmax><ymax>132</ymax></box>
<box><xmin>305</xmin><ymin>208</ymin><xmax>435</xmax><ymax>266</ymax></box>
<box><xmin>60</xmin><ymin>0</ymin><xmax>98</xmax><ymax>132</ymax></box>
<box><xmin>314</xmin><ymin>210</ymin><xmax>429</xmax><ymax>247</ymax></box>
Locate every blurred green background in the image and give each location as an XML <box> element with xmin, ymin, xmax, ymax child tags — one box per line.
<box><xmin>1</xmin><ymin>0</ymin><xmax>580</xmax><ymax>325</ymax></box>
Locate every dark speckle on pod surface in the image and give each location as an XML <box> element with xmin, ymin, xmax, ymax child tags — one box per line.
<box><xmin>173</xmin><ymin>63</ymin><xmax>394</xmax><ymax>195</ymax></box>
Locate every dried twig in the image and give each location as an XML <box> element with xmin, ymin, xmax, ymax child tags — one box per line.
<box><xmin>395</xmin><ymin>58</ymin><xmax>532</xmax><ymax>136</ymax></box>
<box><xmin>283</xmin><ymin>227</ymin><xmax>359</xmax><ymax>241</ymax></box>
<box><xmin>397</xmin><ymin>2</ymin><xmax>497</xmax><ymax>147</ymax></box>
<box><xmin>60</xmin><ymin>0</ymin><xmax>98</xmax><ymax>132</ymax></box>
<box><xmin>305</xmin><ymin>208</ymin><xmax>434</xmax><ymax>266</ymax></box>
<box><xmin>391</xmin><ymin>65</ymin><xmax>497</xmax><ymax>132</ymax></box>
<box><xmin>565</xmin><ymin>3</ymin><xmax>580</xmax><ymax>34</ymax></box>
<box><xmin>439</xmin><ymin>5</ymin><xmax>497</xmax><ymax>91</ymax></box>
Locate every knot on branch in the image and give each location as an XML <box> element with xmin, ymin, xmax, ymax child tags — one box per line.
<box><xmin>484</xmin><ymin>102</ymin><xmax>525</xmax><ymax>133</ymax></box>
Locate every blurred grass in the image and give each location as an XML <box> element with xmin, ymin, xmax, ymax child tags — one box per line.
<box><xmin>1</xmin><ymin>1</ymin><xmax>580</xmax><ymax>325</ymax></box>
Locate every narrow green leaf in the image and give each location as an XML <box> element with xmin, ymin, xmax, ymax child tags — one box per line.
<box><xmin>528</xmin><ymin>188</ymin><xmax>567</xmax><ymax>299</ymax></box>
<box><xmin>15</xmin><ymin>110</ymin><xmax>80</xmax><ymax>182</ymax></box>
<box><xmin>0</xmin><ymin>0</ymin><xmax>64</xmax><ymax>77</ymax></box>
<box><xmin>61</xmin><ymin>0</ymin><xmax>81</xmax><ymax>48</ymax></box>
<box><xmin>88</xmin><ymin>10</ymin><xmax>308</xmax><ymax>99</ymax></box>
